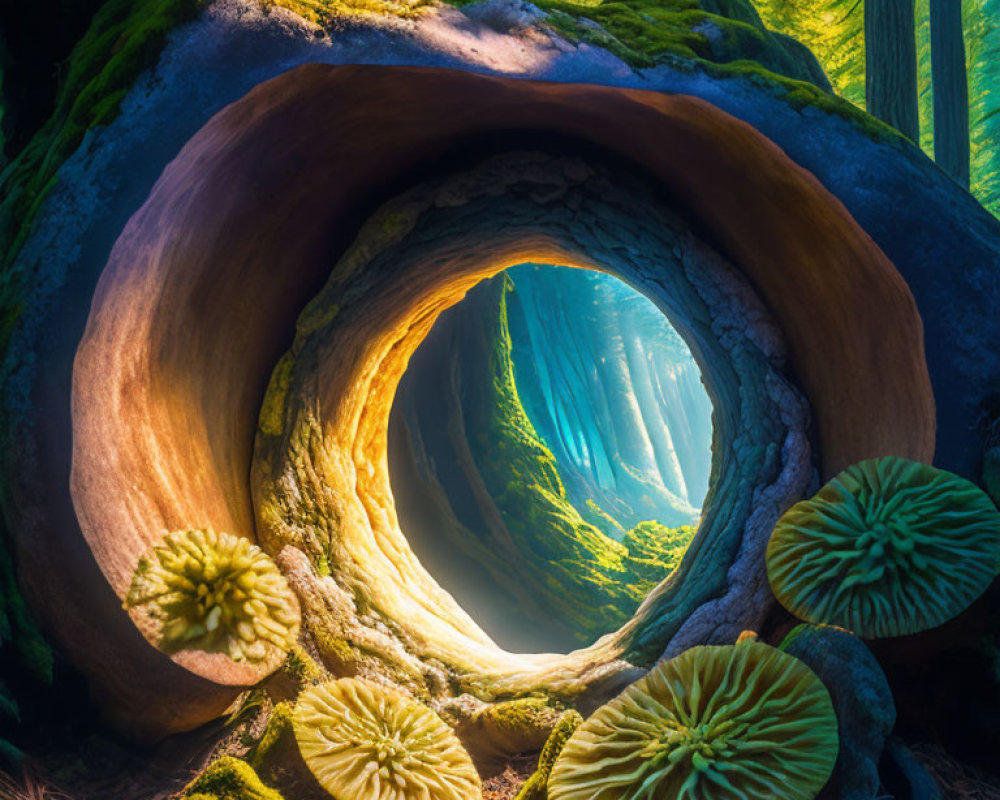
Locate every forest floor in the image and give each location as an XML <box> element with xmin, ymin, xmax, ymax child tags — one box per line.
<box><xmin>3</xmin><ymin>736</ymin><xmax>998</xmax><ymax>799</ymax></box>
<box><xmin>911</xmin><ymin>743</ymin><xmax>1000</xmax><ymax>799</ymax></box>
<box><xmin>481</xmin><ymin>754</ymin><xmax>538</xmax><ymax>800</ymax></box>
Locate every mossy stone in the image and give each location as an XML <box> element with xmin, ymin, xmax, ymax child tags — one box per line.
<box><xmin>514</xmin><ymin>709</ymin><xmax>583</xmax><ymax>800</ymax></box>
<box><xmin>182</xmin><ymin>756</ymin><xmax>284</xmax><ymax>800</ymax></box>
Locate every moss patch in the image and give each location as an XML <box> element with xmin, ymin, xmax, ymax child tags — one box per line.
<box><xmin>262</xmin><ymin>0</ymin><xmax>431</xmax><ymax>25</ymax></box>
<box><xmin>0</xmin><ymin>0</ymin><xmax>204</xmax><ymax>265</ymax></box>
<box><xmin>470</xmin><ymin>276</ymin><xmax>697</xmax><ymax>644</ymax></box>
<box><xmin>473</xmin><ymin>696</ymin><xmax>561</xmax><ymax>737</ymax></box>
<box><xmin>529</xmin><ymin>0</ymin><xmax>824</xmax><ymax>83</ymax></box>
<box><xmin>514</xmin><ymin>709</ymin><xmax>582</xmax><ymax>800</ymax></box>
<box><xmin>182</xmin><ymin>756</ymin><xmax>285</xmax><ymax>800</ymax></box>
<box><xmin>280</xmin><ymin>645</ymin><xmax>323</xmax><ymax>689</ymax></box>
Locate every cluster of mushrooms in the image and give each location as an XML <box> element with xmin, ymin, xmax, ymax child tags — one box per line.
<box><xmin>125</xmin><ymin>456</ymin><xmax>1000</xmax><ymax>800</ymax></box>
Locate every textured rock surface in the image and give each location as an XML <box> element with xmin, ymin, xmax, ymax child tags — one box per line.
<box><xmin>781</xmin><ymin>625</ymin><xmax>896</xmax><ymax>800</ymax></box>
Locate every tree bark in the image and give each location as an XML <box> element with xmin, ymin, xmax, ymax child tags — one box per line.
<box><xmin>930</xmin><ymin>0</ymin><xmax>970</xmax><ymax>187</ymax></box>
<box><xmin>865</xmin><ymin>0</ymin><xmax>920</xmax><ymax>141</ymax></box>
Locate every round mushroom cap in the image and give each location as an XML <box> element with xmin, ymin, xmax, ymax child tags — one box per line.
<box><xmin>547</xmin><ymin>640</ymin><xmax>838</xmax><ymax>800</ymax></box>
<box><xmin>293</xmin><ymin>678</ymin><xmax>481</xmax><ymax>800</ymax></box>
<box><xmin>766</xmin><ymin>456</ymin><xmax>1000</xmax><ymax>638</ymax></box>
<box><xmin>125</xmin><ymin>528</ymin><xmax>300</xmax><ymax>666</ymax></box>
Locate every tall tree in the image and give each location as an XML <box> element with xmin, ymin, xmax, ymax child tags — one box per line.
<box><xmin>930</xmin><ymin>0</ymin><xmax>970</xmax><ymax>186</ymax></box>
<box><xmin>965</xmin><ymin>0</ymin><xmax>1000</xmax><ymax>217</ymax></box>
<box><xmin>754</xmin><ymin>0</ymin><xmax>866</xmax><ymax>106</ymax></box>
<box><xmin>865</xmin><ymin>0</ymin><xmax>920</xmax><ymax>140</ymax></box>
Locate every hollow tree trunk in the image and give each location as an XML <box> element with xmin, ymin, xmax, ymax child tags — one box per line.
<box><xmin>865</xmin><ymin>0</ymin><xmax>920</xmax><ymax>141</ymax></box>
<box><xmin>930</xmin><ymin>0</ymin><xmax>970</xmax><ymax>187</ymax></box>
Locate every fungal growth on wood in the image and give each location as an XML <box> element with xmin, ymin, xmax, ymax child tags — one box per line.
<box><xmin>125</xmin><ymin>528</ymin><xmax>300</xmax><ymax>665</ymax></box>
<box><xmin>547</xmin><ymin>638</ymin><xmax>839</xmax><ymax>800</ymax></box>
<box><xmin>766</xmin><ymin>457</ymin><xmax>1000</xmax><ymax>638</ymax></box>
<box><xmin>293</xmin><ymin>678</ymin><xmax>482</xmax><ymax>800</ymax></box>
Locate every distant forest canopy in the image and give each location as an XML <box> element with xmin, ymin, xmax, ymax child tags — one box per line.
<box><xmin>753</xmin><ymin>0</ymin><xmax>999</xmax><ymax>218</ymax></box>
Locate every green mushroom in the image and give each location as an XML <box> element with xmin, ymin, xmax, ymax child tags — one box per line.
<box><xmin>126</xmin><ymin>528</ymin><xmax>300</xmax><ymax>664</ymax></box>
<box><xmin>766</xmin><ymin>456</ymin><xmax>1000</xmax><ymax>638</ymax></box>
<box><xmin>547</xmin><ymin>639</ymin><xmax>838</xmax><ymax>800</ymax></box>
<box><xmin>293</xmin><ymin>678</ymin><xmax>481</xmax><ymax>800</ymax></box>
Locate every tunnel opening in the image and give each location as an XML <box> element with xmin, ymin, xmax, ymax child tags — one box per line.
<box><xmin>62</xmin><ymin>64</ymin><xmax>933</xmax><ymax>736</ymax></box>
<box><xmin>388</xmin><ymin>264</ymin><xmax>714</xmax><ymax>652</ymax></box>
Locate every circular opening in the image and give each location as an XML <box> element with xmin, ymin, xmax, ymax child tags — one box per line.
<box><xmin>389</xmin><ymin>263</ymin><xmax>714</xmax><ymax>652</ymax></box>
<box><xmin>61</xmin><ymin>64</ymin><xmax>935</xmax><ymax>737</ymax></box>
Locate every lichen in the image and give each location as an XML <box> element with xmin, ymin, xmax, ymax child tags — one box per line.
<box><xmin>258</xmin><ymin>353</ymin><xmax>296</xmax><ymax>438</ymax></box>
<box><xmin>293</xmin><ymin>678</ymin><xmax>481</xmax><ymax>800</ymax></box>
<box><xmin>514</xmin><ymin>709</ymin><xmax>583</xmax><ymax>800</ymax></box>
<box><xmin>125</xmin><ymin>528</ymin><xmax>300</xmax><ymax>663</ymax></box>
<box><xmin>281</xmin><ymin>644</ymin><xmax>324</xmax><ymax>689</ymax></box>
<box><xmin>473</xmin><ymin>697</ymin><xmax>560</xmax><ymax>737</ymax></box>
<box><xmin>312</xmin><ymin>631</ymin><xmax>359</xmax><ymax>672</ymax></box>
<box><xmin>547</xmin><ymin>639</ymin><xmax>838</xmax><ymax>799</ymax></box>
<box><xmin>250</xmin><ymin>702</ymin><xmax>294</xmax><ymax>767</ymax></box>
<box><xmin>248</xmin><ymin>702</ymin><xmax>301</xmax><ymax>788</ymax></box>
<box><xmin>766</xmin><ymin>456</ymin><xmax>1000</xmax><ymax>638</ymax></box>
<box><xmin>182</xmin><ymin>756</ymin><xmax>284</xmax><ymax>800</ymax></box>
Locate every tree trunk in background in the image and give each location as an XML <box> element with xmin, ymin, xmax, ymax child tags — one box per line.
<box><xmin>866</xmin><ymin>0</ymin><xmax>920</xmax><ymax>141</ymax></box>
<box><xmin>930</xmin><ymin>0</ymin><xmax>970</xmax><ymax>187</ymax></box>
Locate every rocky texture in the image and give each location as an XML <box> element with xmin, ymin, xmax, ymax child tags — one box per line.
<box><xmin>26</xmin><ymin>64</ymin><xmax>925</xmax><ymax>737</ymax></box>
<box><xmin>781</xmin><ymin>625</ymin><xmax>896</xmax><ymax>800</ymax></box>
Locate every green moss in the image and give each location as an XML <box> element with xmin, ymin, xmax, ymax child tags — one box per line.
<box><xmin>248</xmin><ymin>702</ymin><xmax>297</xmax><ymax>787</ymax></box>
<box><xmin>514</xmin><ymin>709</ymin><xmax>583</xmax><ymax>800</ymax></box>
<box><xmin>516</xmin><ymin>0</ymin><xmax>827</xmax><ymax>87</ymax></box>
<box><xmin>312</xmin><ymin>630</ymin><xmax>358</xmax><ymax>671</ymax></box>
<box><xmin>281</xmin><ymin>645</ymin><xmax>323</xmax><ymax>689</ymax></box>
<box><xmin>705</xmin><ymin>58</ymin><xmax>902</xmax><ymax>143</ymax></box>
<box><xmin>473</xmin><ymin>697</ymin><xmax>559</xmax><ymax>736</ymax></box>
<box><xmin>467</xmin><ymin>276</ymin><xmax>697</xmax><ymax>644</ymax></box>
<box><xmin>0</xmin><ymin>0</ymin><xmax>204</xmax><ymax>265</ymax></box>
<box><xmin>258</xmin><ymin>353</ymin><xmax>296</xmax><ymax>438</ymax></box>
<box><xmin>182</xmin><ymin>756</ymin><xmax>284</xmax><ymax>800</ymax></box>
<box><xmin>262</xmin><ymin>0</ymin><xmax>432</xmax><ymax>26</ymax></box>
